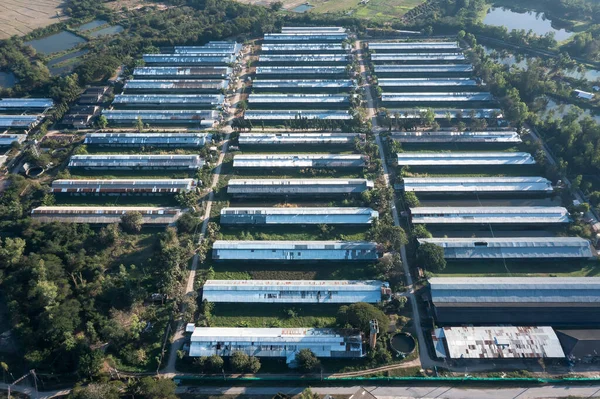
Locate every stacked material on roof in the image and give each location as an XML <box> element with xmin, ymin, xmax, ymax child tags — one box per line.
<box><xmin>84</xmin><ymin>133</ymin><xmax>211</xmax><ymax>147</ymax></box>
<box><xmin>239</xmin><ymin>132</ymin><xmax>360</xmax><ymax>145</ymax></box>
<box><xmin>50</xmin><ymin>179</ymin><xmax>196</xmax><ymax>194</ymax></box>
<box><xmin>189</xmin><ymin>327</ymin><xmax>363</xmax><ymax>363</ymax></box>
<box><xmin>227</xmin><ymin>179</ymin><xmax>374</xmax><ymax>196</ymax></box>
<box><xmin>202</xmin><ymin>279</ymin><xmax>387</xmax><ymax>303</ymax></box>
<box><xmin>397</xmin><ymin>152</ymin><xmax>535</xmax><ymax>166</ymax></box>
<box><xmin>244</xmin><ymin>110</ymin><xmax>352</xmax><ymax>120</ymax></box>
<box><xmin>220</xmin><ymin>207</ymin><xmax>379</xmax><ymax>225</ymax></box>
<box><xmin>212</xmin><ymin>240</ymin><xmax>379</xmax><ymax>261</ymax></box>
<box><xmin>133</xmin><ymin>66</ymin><xmax>232</xmax><ymax>79</ymax></box>
<box><xmin>233</xmin><ymin>154</ymin><xmax>367</xmax><ymax>168</ymax></box>
<box><xmin>68</xmin><ymin>154</ymin><xmax>204</xmax><ymax>170</ymax></box>
<box><xmin>401</xmin><ymin>177</ymin><xmax>553</xmax><ymax>194</ymax></box>
<box><xmin>391</xmin><ymin>131</ymin><xmax>521</xmax><ymax>143</ymax></box>
<box><xmin>31</xmin><ymin>206</ymin><xmax>182</xmax><ymax>224</ymax></box>
<box><xmin>432</xmin><ymin>326</ymin><xmax>565</xmax><ymax>359</ymax></box>
<box><xmin>418</xmin><ymin>237</ymin><xmax>592</xmax><ymax>259</ymax></box>
<box><xmin>410</xmin><ymin>206</ymin><xmax>571</xmax><ymax>225</ymax></box>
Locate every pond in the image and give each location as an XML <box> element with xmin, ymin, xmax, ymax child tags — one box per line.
<box><xmin>390</xmin><ymin>333</ymin><xmax>416</xmax><ymax>355</ymax></box>
<box><xmin>89</xmin><ymin>25</ymin><xmax>124</xmax><ymax>38</ymax></box>
<box><xmin>25</xmin><ymin>31</ymin><xmax>87</xmax><ymax>55</ymax></box>
<box><xmin>483</xmin><ymin>7</ymin><xmax>573</xmax><ymax>42</ymax></box>
<box><xmin>47</xmin><ymin>49</ymin><xmax>89</xmax><ymax>76</ymax></box>
<box><xmin>77</xmin><ymin>19</ymin><xmax>108</xmax><ymax>32</ymax></box>
<box><xmin>483</xmin><ymin>45</ymin><xmax>531</xmax><ymax>69</ymax></box>
<box><xmin>537</xmin><ymin>96</ymin><xmax>600</xmax><ymax>123</ymax></box>
<box><xmin>564</xmin><ymin>67</ymin><xmax>600</xmax><ymax>82</ymax></box>
<box><xmin>0</xmin><ymin>72</ymin><xmax>17</xmax><ymax>88</ymax></box>
<box><xmin>291</xmin><ymin>4</ymin><xmax>314</xmax><ymax>12</ymax></box>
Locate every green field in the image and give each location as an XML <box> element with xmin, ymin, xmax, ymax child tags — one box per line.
<box><xmin>433</xmin><ymin>259</ymin><xmax>600</xmax><ymax>277</ymax></box>
<box><xmin>210</xmin><ymin>303</ymin><xmax>339</xmax><ymax>328</ymax></box>
<box><xmin>305</xmin><ymin>0</ymin><xmax>425</xmax><ymax>21</ymax></box>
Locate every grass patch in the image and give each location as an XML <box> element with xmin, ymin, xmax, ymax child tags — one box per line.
<box><xmin>218</xmin><ymin>225</ymin><xmax>370</xmax><ymax>241</ymax></box>
<box><xmin>210</xmin><ymin>303</ymin><xmax>339</xmax><ymax>328</ymax></box>
<box><xmin>53</xmin><ymin>194</ymin><xmax>180</xmax><ymax>207</ymax></box>
<box><xmin>433</xmin><ymin>259</ymin><xmax>600</xmax><ymax>277</ymax></box>
<box><xmin>68</xmin><ymin>169</ymin><xmax>198</xmax><ymax>179</ymax></box>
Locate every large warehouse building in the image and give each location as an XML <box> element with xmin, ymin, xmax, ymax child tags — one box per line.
<box><xmin>244</xmin><ymin>110</ymin><xmax>352</xmax><ymax>121</ymax></box>
<box><xmin>112</xmin><ymin>94</ymin><xmax>225</xmax><ymax>109</ymax></box>
<box><xmin>84</xmin><ymin>132</ymin><xmax>212</xmax><ymax>147</ymax></box>
<box><xmin>0</xmin><ymin>98</ymin><xmax>54</xmax><ymax>111</ymax></box>
<box><xmin>391</xmin><ymin>131</ymin><xmax>521</xmax><ymax>144</ymax></box>
<box><xmin>368</xmin><ymin>42</ymin><xmax>460</xmax><ymax>52</ymax></box>
<box><xmin>50</xmin><ymin>179</ymin><xmax>196</xmax><ymax>195</ymax></box>
<box><xmin>374</xmin><ymin>64</ymin><xmax>474</xmax><ymax>77</ymax></box>
<box><xmin>232</xmin><ymin>154</ymin><xmax>367</xmax><ymax>168</ymax></box>
<box><xmin>124</xmin><ymin>79</ymin><xmax>228</xmax><ymax>93</ymax></box>
<box><xmin>68</xmin><ymin>154</ymin><xmax>204</xmax><ymax>170</ymax></box>
<box><xmin>142</xmin><ymin>54</ymin><xmax>235</xmax><ymax>66</ymax></box>
<box><xmin>188</xmin><ymin>327</ymin><xmax>364</xmax><ymax>364</ymax></box>
<box><xmin>381</xmin><ymin>92</ymin><xmax>493</xmax><ymax>104</ymax></box>
<box><xmin>255</xmin><ymin>66</ymin><xmax>347</xmax><ymax>78</ymax></box>
<box><xmin>261</xmin><ymin>43</ymin><xmax>348</xmax><ymax>53</ymax></box>
<box><xmin>202</xmin><ymin>280</ymin><xmax>389</xmax><ymax>303</ymax></box>
<box><xmin>238</xmin><ymin>132</ymin><xmax>360</xmax><ymax>146</ymax></box>
<box><xmin>432</xmin><ymin>326</ymin><xmax>565</xmax><ymax>360</ymax></box>
<box><xmin>212</xmin><ymin>240</ymin><xmax>379</xmax><ymax>261</ymax></box>
<box><xmin>410</xmin><ymin>206</ymin><xmax>571</xmax><ymax>225</ymax></box>
<box><xmin>31</xmin><ymin>206</ymin><xmax>182</xmax><ymax>224</ymax></box>
<box><xmin>220</xmin><ymin>207</ymin><xmax>378</xmax><ymax>225</ymax></box>
<box><xmin>397</xmin><ymin>152</ymin><xmax>535</xmax><ymax>166</ymax></box>
<box><xmin>418</xmin><ymin>237</ymin><xmax>592</xmax><ymax>259</ymax></box>
<box><xmin>102</xmin><ymin>110</ymin><xmax>219</xmax><ymax>126</ymax></box>
<box><xmin>401</xmin><ymin>177</ymin><xmax>553</xmax><ymax>195</ymax></box>
<box><xmin>429</xmin><ymin>277</ymin><xmax>600</xmax><ymax>325</ymax></box>
<box><xmin>227</xmin><ymin>179</ymin><xmax>374</xmax><ymax>196</ymax></box>
<box><xmin>388</xmin><ymin>108</ymin><xmax>503</xmax><ymax>120</ymax></box>
<box><xmin>371</xmin><ymin>53</ymin><xmax>466</xmax><ymax>63</ymax></box>
<box><xmin>247</xmin><ymin>94</ymin><xmax>350</xmax><ymax>108</ymax></box>
<box><xmin>251</xmin><ymin>79</ymin><xmax>353</xmax><ymax>93</ymax></box>
<box><xmin>133</xmin><ymin>66</ymin><xmax>232</xmax><ymax>79</ymax></box>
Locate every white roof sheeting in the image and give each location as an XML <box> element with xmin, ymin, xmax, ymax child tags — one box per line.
<box><xmin>202</xmin><ymin>279</ymin><xmax>386</xmax><ymax>303</ymax></box>
<box><xmin>261</xmin><ymin>43</ymin><xmax>347</xmax><ymax>52</ymax></box>
<box><xmin>281</xmin><ymin>26</ymin><xmax>347</xmax><ymax>33</ymax></box>
<box><xmin>112</xmin><ymin>94</ymin><xmax>224</xmax><ymax>106</ymax></box>
<box><xmin>233</xmin><ymin>154</ymin><xmax>366</xmax><ymax>168</ymax></box>
<box><xmin>239</xmin><ymin>132</ymin><xmax>359</xmax><ymax>145</ymax></box>
<box><xmin>429</xmin><ymin>277</ymin><xmax>600</xmax><ymax>305</ymax></box>
<box><xmin>419</xmin><ymin>237</ymin><xmax>592</xmax><ymax>259</ymax></box>
<box><xmin>174</xmin><ymin>42</ymin><xmax>241</xmax><ymax>54</ymax></box>
<box><xmin>220</xmin><ymin>207</ymin><xmax>378</xmax><ymax>225</ymax></box>
<box><xmin>369</xmin><ymin>42</ymin><xmax>460</xmax><ymax>51</ymax></box>
<box><xmin>392</xmin><ymin>131</ymin><xmax>520</xmax><ymax>143</ymax></box>
<box><xmin>31</xmin><ymin>206</ymin><xmax>182</xmax><ymax>224</ymax></box>
<box><xmin>124</xmin><ymin>79</ymin><xmax>228</xmax><ymax>91</ymax></box>
<box><xmin>0</xmin><ymin>115</ymin><xmax>42</xmax><ymax>128</ymax></box>
<box><xmin>68</xmin><ymin>154</ymin><xmax>204</xmax><ymax>169</ymax></box>
<box><xmin>432</xmin><ymin>326</ymin><xmax>565</xmax><ymax>359</ymax></box>
<box><xmin>402</xmin><ymin>177</ymin><xmax>552</xmax><ymax>193</ymax></box>
<box><xmin>244</xmin><ymin>110</ymin><xmax>352</xmax><ymax>120</ymax></box>
<box><xmin>252</xmin><ymin>79</ymin><xmax>353</xmax><ymax>89</ymax></box>
<box><xmin>256</xmin><ymin>66</ymin><xmax>346</xmax><ymax>75</ymax></box>
<box><xmin>228</xmin><ymin>178</ymin><xmax>373</xmax><ymax>195</ymax></box>
<box><xmin>259</xmin><ymin>54</ymin><xmax>348</xmax><ymax>63</ymax></box>
<box><xmin>248</xmin><ymin>94</ymin><xmax>349</xmax><ymax>104</ymax></box>
<box><xmin>374</xmin><ymin>65</ymin><xmax>473</xmax><ymax>74</ymax></box>
<box><xmin>382</xmin><ymin>92</ymin><xmax>493</xmax><ymax>102</ymax></box>
<box><xmin>378</xmin><ymin>78</ymin><xmax>477</xmax><ymax>87</ymax></box>
<box><xmin>133</xmin><ymin>67</ymin><xmax>232</xmax><ymax>78</ymax></box>
<box><xmin>410</xmin><ymin>206</ymin><xmax>571</xmax><ymax>224</ymax></box>
<box><xmin>84</xmin><ymin>132</ymin><xmax>211</xmax><ymax>147</ymax></box>
<box><xmin>397</xmin><ymin>152</ymin><xmax>535</xmax><ymax>166</ymax></box>
<box><xmin>189</xmin><ymin>326</ymin><xmax>363</xmax><ymax>363</ymax></box>
<box><xmin>389</xmin><ymin>108</ymin><xmax>503</xmax><ymax>119</ymax></box>
<box><xmin>0</xmin><ymin>134</ymin><xmax>26</xmax><ymax>146</ymax></box>
<box><xmin>264</xmin><ymin>33</ymin><xmax>348</xmax><ymax>41</ymax></box>
<box><xmin>50</xmin><ymin>179</ymin><xmax>195</xmax><ymax>194</ymax></box>
<box><xmin>142</xmin><ymin>54</ymin><xmax>235</xmax><ymax>64</ymax></box>
<box><xmin>371</xmin><ymin>53</ymin><xmax>466</xmax><ymax>61</ymax></box>
<box><xmin>102</xmin><ymin>110</ymin><xmax>218</xmax><ymax>125</ymax></box>
<box><xmin>0</xmin><ymin>98</ymin><xmax>54</xmax><ymax>109</ymax></box>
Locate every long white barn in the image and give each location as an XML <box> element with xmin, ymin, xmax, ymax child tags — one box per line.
<box><xmin>232</xmin><ymin>154</ymin><xmax>367</xmax><ymax>168</ymax></box>
<box><xmin>212</xmin><ymin>240</ymin><xmax>379</xmax><ymax>261</ymax></box>
<box><xmin>189</xmin><ymin>327</ymin><xmax>364</xmax><ymax>364</ymax></box>
<box><xmin>397</xmin><ymin>152</ymin><xmax>535</xmax><ymax>166</ymax></box>
<box><xmin>202</xmin><ymin>279</ymin><xmax>389</xmax><ymax>303</ymax></box>
<box><xmin>401</xmin><ymin>177</ymin><xmax>553</xmax><ymax>194</ymax></box>
<box><xmin>227</xmin><ymin>179</ymin><xmax>374</xmax><ymax>196</ymax></box>
<box><xmin>220</xmin><ymin>207</ymin><xmax>378</xmax><ymax>225</ymax></box>
<box><xmin>391</xmin><ymin>131</ymin><xmax>521</xmax><ymax>143</ymax></box>
<box><xmin>239</xmin><ymin>133</ymin><xmax>360</xmax><ymax>145</ymax></box>
<box><xmin>410</xmin><ymin>206</ymin><xmax>571</xmax><ymax>225</ymax></box>
<box><xmin>31</xmin><ymin>206</ymin><xmax>182</xmax><ymax>224</ymax></box>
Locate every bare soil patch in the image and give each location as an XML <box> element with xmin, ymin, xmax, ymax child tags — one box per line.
<box><xmin>0</xmin><ymin>0</ymin><xmax>66</xmax><ymax>39</ymax></box>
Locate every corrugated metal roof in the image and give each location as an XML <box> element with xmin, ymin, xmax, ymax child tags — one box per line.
<box><xmin>84</xmin><ymin>132</ymin><xmax>211</xmax><ymax>146</ymax></box>
<box><xmin>402</xmin><ymin>176</ymin><xmax>552</xmax><ymax>193</ymax></box>
<box><xmin>229</xmin><ymin>178</ymin><xmax>372</xmax><ymax>186</ymax></box>
<box><xmin>252</xmin><ymin>79</ymin><xmax>353</xmax><ymax>89</ymax></box>
<box><xmin>382</xmin><ymin>92</ymin><xmax>493</xmax><ymax>102</ymax></box>
<box><xmin>371</xmin><ymin>53</ymin><xmax>466</xmax><ymax>61</ymax></box>
<box><xmin>227</xmin><ymin>178</ymin><xmax>373</xmax><ymax>194</ymax></box>
<box><xmin>212</xmin><ymin>240</ymin><xmax>377</xmax><ymax>250</ymax></box>
<box><xmin>391</xmin><ymin>131</ymin><xmax>520</xmax><ymax>143</ymax></box>
<box><xmin>133</xmin><ymin>67</ymin><xmax>232</xmax><ymax>78</ymax></box>
<box><xmin>244</xmin><ymin>110</ymin><xmax>351</xmax><ymax>120</ymax></box>
<box><xmin>410</xmin><ymin>206</ymin><xmax>571</xmax><ymax>224</ymax></box>
<box><xmin>0</xmin><ymin>134</ymin><xmax>26</xmax><ymax>145</ymax></box>
<box><xmin>281</xmin><ymin>26</ymin><xmax>347</xmax><ymax>33</ymax></box>
<box><xmin>221</xmin><ymin>207</ymin><xmax>377</xmax><ymax>216</ymax></box>
<box><xmin>419</xmin><ymin>237</ymin><xmax>592</xmax><ymax>259</ymax></box>
<box><xmin>259</xmin><ymin>54</ymin><xmax>348</xmax><ymax>62</ymax></box>
<box><xmin>0</xmin><ymin>115</ymin><xmax>41</xmax><ymax>128</ymax></box>
<box><xmin>124</xmin><ymin>79</ymin><xmax>228</xmax><ymax>90</ymax></box>
<box><xmin>374</xmin><ymin>65</ymin><xmax>473</xmax><ymax>73</ymax></box>
<box><xmin>50</xmin><ymin>179</ymin><xmax>195</xmax><ymax>193</ymax></box>
<box><xmin>264</xmin><ymin>33</ymin><xmax>348</xmax><ymax>41</ymax></box>
<box><xmin>102</xmin><ymin>110</ymin><xmax>218</xmax><ymax>122</ymax></box>
<box><xmin>233</xmin><ymin>154</ymin><xmax>366</xmax><ymax>168</ymax></box>
<box><xmin>261</xmin><ymin>43</ymin><xmax>347</xmax><ymax>52</ymax></box>
<box><xmin>248</xmin><ymin>94</ymin><xmax>349</xmax><ymax>104</ymax></box>
<box><xmin>204</xmin><ymin>279</ymin><xmax>384</xmax><ymax>290</ymax></box>
<box><xmin>113</xmin><ymin>94</ymin><xmax>224</xmax><ymax>105</ymax></box>
<box><xmin>68</xmin><ymin>154</ymin><xmax>204</xmax><ymax>169</ymax></box>
<box><xmin>0</xmin><ymin>98</ymin><xmax>54</xmax><ymax>109</ymax></box>
<box><xmin>388</xmin><ymin>108</ymin><xmax>503</xmax><ymax>119</ymax></box>
<box><xmin>142</xmin><ymin>54</ymin><xmax>235</xmax><ymax>64</ymax></box>
<box><xmin>31</xmin><ymin>206</ymin><xmax>182</xmax><ymax>224</ymax></box>
<box><xmin>369</xmin><ymin>42</ymin><xmax>460</xmax><ymax>50</ymax></box>
<box><xmin>378</xmin><ymin>78</ymin><xmax>477</xmax><ymax>87</ymax></box>
<box><xmin>256</xmin><ymin>66</ymin><xmax>346</xmax><ymax>75</ymax></box>
<box><xmin>239</xmin><ymin>132</ymin><xmax>359</xmax><ymax>144</ymax></box>
<box><xmin>397</xmin><ymin>152</ymin><xmax>535</xmax><ymax>165</ymax></box>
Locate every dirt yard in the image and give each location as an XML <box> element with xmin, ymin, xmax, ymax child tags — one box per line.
<box><xmin>0</xmin><ymin>0</ymin><xmax>66</xmax><ymax>39</ymax></box>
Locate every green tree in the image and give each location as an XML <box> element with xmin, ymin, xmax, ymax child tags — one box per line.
<box><xmin>135</xmin><ymin>377</ymin><xmax>177</xmax><ymax>399</ymax></box>
<box><xmin>77</xmin><ymin>349</ymin><xmax>104</xmax><ymax>379</ymax></box>
<box><xmin>120</xmin><ymin>212</ymin><xmax>143</xmax><ymax>233</ymax></box>
<box><xmin>336</xmin><ymin>302</ymin><xmax>389</xmax><ymax>335</ymax></box>
<box><xmin>295</xmin><ymin>349</ymin><xmax>320</xmax><ymax>373</ymax></box>
<box><xmin>70</xmin><ymin>383</ymin><xmax>120</xmax><ymax>399</ymax></box>
<box><xmin>403</xmin><ymin>192</ymin><xmax>420</xmax><ymax>208</ymax></box>
<box><xmin>416</xmin><ymin>242</ymin><xmax>446</xmax><ymax>272</ymax></box>
<box><xmin>230</xmin><ymin>351</ymin><xmax>249</xmax><ymax>372</ymax></box>
<box><xmin>136</xmin><ymin>116</ymin><xmax>144</xmax><ymax>132</ymax></box>
<box><xmin>207</xmin><ymin>354</ymin><xmax>224</xmax><ymax>372</ymax></box>
<box><xmin>97</xmin><ymin>115</ymin><xmax>108</xmax><ymax>129</ymax></box>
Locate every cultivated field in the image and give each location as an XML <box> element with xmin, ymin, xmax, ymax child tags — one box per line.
<box><xmin>0</xmin><ymin>0</ymin><xmax>65</xmax><ymax>39</ymax></box>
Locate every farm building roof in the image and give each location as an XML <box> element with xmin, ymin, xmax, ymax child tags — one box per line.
<box><xmin>261</xmin><ymin>43</ymin><xmax>347</xmax><ymax>52</ymax></box>
<box><xmin>410</xmin><ymin>206</ymin><xmax>571</xmax><ymax>224</ymax></box>
<box><xmin>84</xmin><ymin>132</ymin><xmax>211</xmax><ymax>146</ymax></box>
<box><xmin>368</xmin><ymin>42</ymin><xmax>460</xmax><ymax>51</ymax></box>
<box><xmin>0</xmin><ymin>115</ymin><xmax>42</xmax><ymax>128</ymax></box>
<box><xmin>371</xmin><ymin>53</ymin><xmax>466</xmax><ymax>62</ymax></box>
<box><xmin>102</xmin><ymin>110</ymin><xmax>218</xmax><ymax>125</ymax></box>
<box><xmin>174</xmin><ymin>42</ymin><xmax>241</xmax><ymax>54</ymax></box>
<box><xmin>396</xmin><ymin>152</ymin><xmax>535</xmax><ymax>166</ymax></box>
<box><xmin>0</xmin><ymin>98</ymin><xmax>54</xmax><ymax>110</ymax></box>
<box><xmin>429</xmin><ymin>277</ymin><xmax>600</xmax><ymax>305</ymax></box>
<box><xmin>264</xmin><ymin>33</ymin><xmax>348</xmax><ymax>41</ymax></box>
<box><xmin>132</xmin><ymin>67</ymin><xmax>232</xmax><ymax>78</ymax></box>
<box><xmin>377</xmin><ymin>78</ymin><xmax>478</xmax><ymax>87</ymax></box>
<box><xmin>142</xmin><ymin>54</ymin><xmax>235</xmax><ymax>64</ymax></box>
<box><xmin>259</xmin><ymin>54</ymin><xmax>349</xmax><ymax>63</ymax></box>
<box><xmin>31</xmin><ymin>206</ymin><xmax>182</xmax><ymax>224</ymax></box>
<box><xmin>281</xmin><ymin>26</ymin><xmax>347</xmax><ymax>33</ymax></box>
<box><xmin>382</xmin><ymin>92</ymin><xmax>493</xmax><ymax>102</ymax></box>
<box><xmin>203</xmin><ymin>279</ymin><xmax>384</xmax><ymax>290</ymax></box>
<box><xmin>50</xmin><ymin>179</ymin><xmax>196</xmax><ymax>194</ymax></box>
<box><xmin>432</xmin><ymin>326</ymin><xmax>565</xmax><ymax>359</ymax></box>
<box><xmin>238</xmin><ymin>132</ymin><xmax>359</xmax><ymax>145</ymax></box>
<box><xmin>374</xmin><ymin>65</ymin><xmax>473</xmax><ymax>73</ymax></box>
<box><xmin>227</xmin><ymin>178</ymin><xmax>373</xmax><ymax>195</ymax></box>
<box><xmin>232</xmin><ymin>154</ymin><xmax>367</xmax><ymax>168</ymax></box>
<box><xmin>124</xmin><ymin>79</ymin><xmax>229</xmax><ymax>91</ymax></box>
<box><xmin>212</xmin><ymin>240</ymin><xmax>377</xmax><ymax>250</ymax></box>
<box><xmin>0</xmin><ymin>134</ymin><xmax>26</xmax><ymax>146</ymax></box>
<box><xmin>247</xmin><ymin>94</ymin><xmax>349</xmax><ymax>104</ymax></box>
<box><xmin>244</xmin><ymin>110</ymin><xmax>352</xmax><ymax>120</ymax></box>
<box><xmin>388</xmin><ymin>108</ymin><xmax>503</xmax><ymax>119</ymax></box>
<box><xmin>68</xmin><ymin>154</ymin><xmax>204</xmax><ymax>169</ymax></box>
<box><xmin>418</xmin><ymin>237</ymin><xmax>592</xmax><ymax>259</ymax></box>
<box><xmin>112</xmin><ymin>94</ymin><xmax>225</xmax><ymax>106</ymax></box>
<box><xmin>391</xmin><ymin>131</ymin><xmax>520</xmax><ymax>143</ymax></box>
<box><xmin>401</xmin><ymin>176</ymin><xmax>552</xmax><ymax>193</ymax></box>
<box><xmin>255</xmin><ymin>66</ymin><xmax>347</xmax><ymax>75</ymax></box>
<box><xmin>220</xmin><ymin>207</ymin><xmax>378</xmax><ymax>225</ymax></box>
<box><xmin>252</xmin><ymin>79</ymin><xmax>353</xmax><ymax>89</ymax></box>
